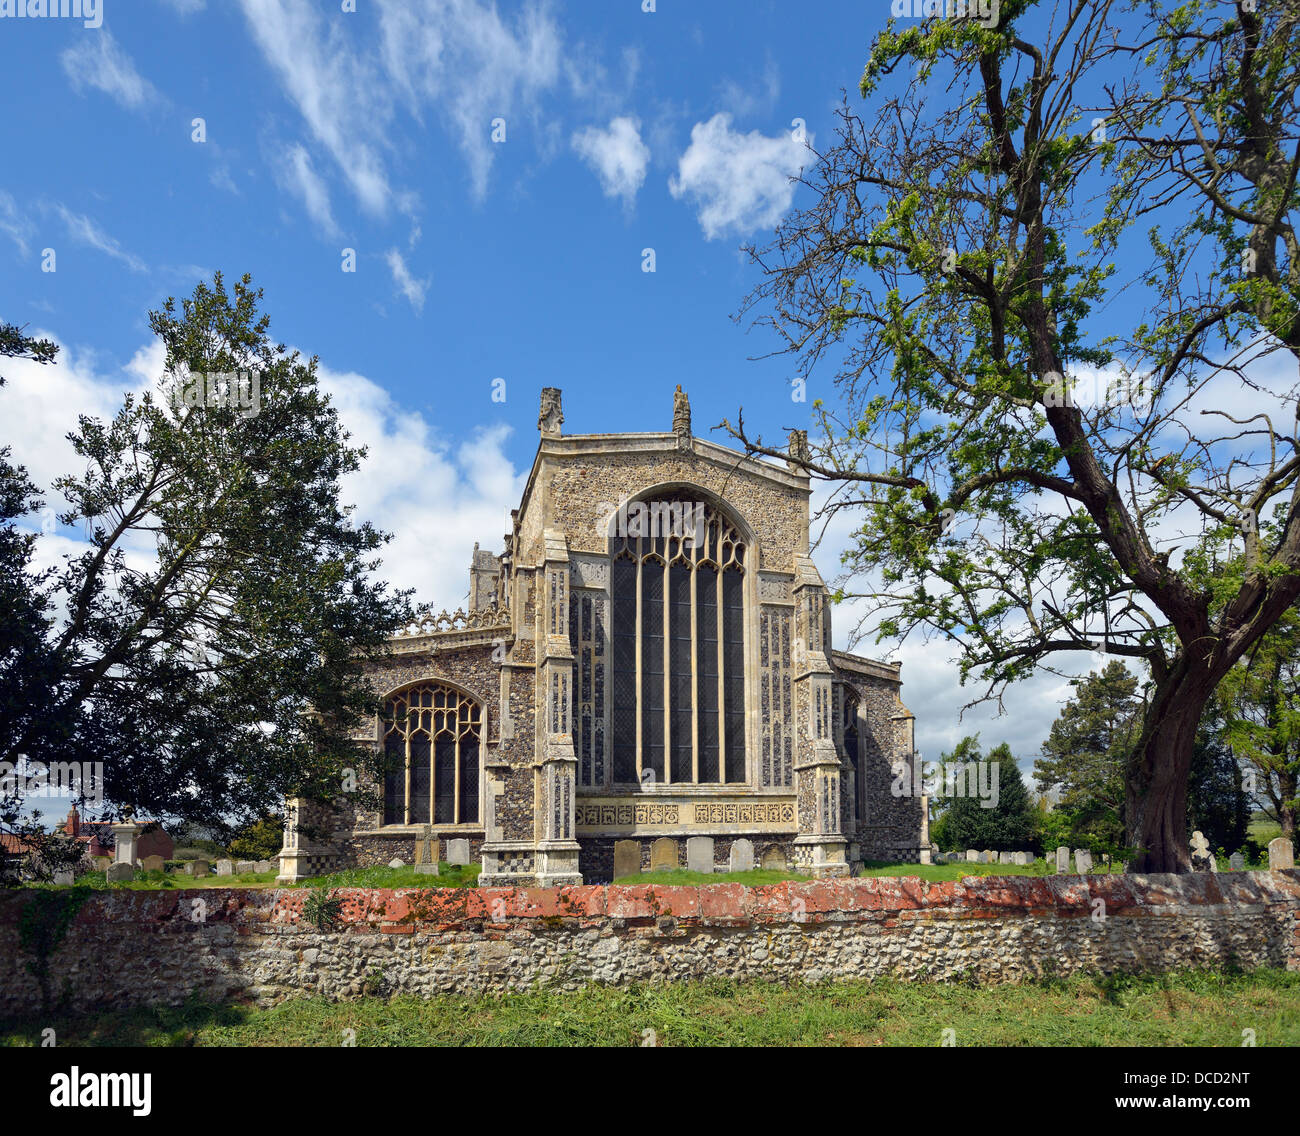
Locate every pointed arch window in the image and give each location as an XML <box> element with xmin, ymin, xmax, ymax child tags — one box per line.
<box><xmin>381</xmin><ymin>682</ymin><xmax>481</xmax><ymax>825</ymax></box>
<box><xmin>608</xmin><ymin>496</ymin><xmax>747</xmax><ymax>785</ymax></box>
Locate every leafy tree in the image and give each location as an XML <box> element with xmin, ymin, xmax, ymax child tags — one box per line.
<box><xmin>227</xmin><ymin>815</ymin><xmax>285</xmax><ymax>861</ymax></box>
<box><xmin>724</xmin><ymin>1</ymin><xmax>1300</xmax><ymax>870</ymax></box>
<box><xmin>0</xmin><ymin>322</ymin><xmax>77</xmax><ymax>882</ymax></box>
<box><xmin>932</xmin><ymin>736</ymin><xmax>1038</xmax><ymax>852</ymax></box>
<box><xmin>1186</xmin><ymin>705</ymin><xmax>1250</xmax><ymax>855</ymax></box>
<box><xmin>1</xmin><ymin>273</ymin><xmax>412</xmax><ymax>837</ymax></box>
<box><xmin>1035</xmin><ymin>661</ymin><xmax>1141</xmax><ymax>851</ymax></box>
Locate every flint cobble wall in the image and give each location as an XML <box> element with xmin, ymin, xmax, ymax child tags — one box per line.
<box><xmin>1</xmin><ymin>871</ymin><xmax>1296</xmax><ymax>1015</ymax></box>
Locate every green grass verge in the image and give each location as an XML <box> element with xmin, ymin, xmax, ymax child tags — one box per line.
<box><xmin>2</xmin><ymin>969</ymin><xmax>1295</xmax><ymax>1047</ymax></box>
<box><xmin>292</xmin><ymin>863</ymin><xmax>479</xmax><ymax>890</ymax></box>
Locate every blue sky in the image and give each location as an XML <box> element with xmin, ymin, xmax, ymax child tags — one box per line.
<box><xmin>2</xmin><ymin>0</ymin><xmax>1215</xmax><ymax>779</ymax></box>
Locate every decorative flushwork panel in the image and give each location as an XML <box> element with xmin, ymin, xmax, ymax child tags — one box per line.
<box><xmin>569</xmin><ymin>590</ymin><xmax>608</xmax><ymax>788</ymax></box>
<box><xmin>574</xmin><ymin>798</ymin><xmax>796</xmax><ymax>830</ymax></box>
<box><xmin>570</xmin><ymin>554</ymin><xmax>610</xmax><ymax>589</ymax></box>
<box><xmin>757</xmin><ymin>573</ymin><xmax>794</xmax><ymax>603</ymax></box>
<box><xmin>759</xmin><ymin>607</ymin><xmax>794</xmax><ymax>787</ymax></box>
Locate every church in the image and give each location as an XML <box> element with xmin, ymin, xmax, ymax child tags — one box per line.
<box><xmin>278</xmin><ymin>387</ymin><xmax>926</xmax><ymax>885</ymax></box>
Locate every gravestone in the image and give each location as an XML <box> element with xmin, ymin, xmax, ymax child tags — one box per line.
<box><xmin>414</xmin><ymin>827</ymin><xmax>439</xmax><ymax>869</ymax></box>
<box><xmin>686</xmin><ymin>836</ymin><xmax>715</xmax><ymax>874</ymax></box>
<box><xmin>235</xmin><ymin>860</ymin><xmax>256</xmax><ymax>875</ymax></box>
<box><xmin>1190</xmin><ymin>830</ymin><xmax>1214</xmax><ymax>871</ymax></box>
<box><xmin>760</xmin><ymin>846</ymin><xmax>785</xmax><ymax>871</ymax></box>
<box><xmin>1268</xmin><ymin>837</ymin><xmax>1294</xmax><ymax>870</ymax></box>
<box><xmin>1055</xmin><ymin>846</ymin><xmax>1070</xmax><ymax>873</ymax></box>
<box><xmin>255</xmin><ymin>860</ymin><xmax>275</xmax><ymax>873</ymax></box>
<box><xmin>976</xmin><ymin>851</ymin><xmax>990</xmax><ymax>864</ymax></box>
<box><xmin>54</xmin><ymin>869</ymin><xmax>75</xmax><ymax>886</ymax></box>
<box><xmin>1019</xmin><ymin>852</ymin><xmax>1034</xmax><ymax>867</ymax></box>
<box><xmin>966</xmin><ymin>850</ymin><xmax>979</xmax><ymax>862</ymax></box>
<box><xmin>729</xmin><ymin>838</ymin><xmax>755</xmax><ymax>873</ymax></box>
<box><xmin>447</xmin><ymin>839</ymin><xmax>471</xmax><ymax>866</ymax></box>
<box><xmin>1229</xmin><ymin>851</ymin><xmax>1245</xmax><ymax>872</ymax></box>
<box><xmin>1074</xmin><ymin>849</ymin><xmax>1092</xmax><ymax>875</ymax></box>
<box><xmin>651</xmin><ymin>837</ymin><xmax>679</xmax><ymax>872</ymax></box>
<box><xmin>985</xmin><ymin>850</ymin><xmax>996</xmax><ymax>864</ymax></box>
<box><xmin>215</xmin><ymin>859</ymin><xmax>234</xmax><ymax>876</ymax></box>
<box><xmin>613</xmin><ymin>839</ymin><xmax>642</xmax><ymax>880</ymax></box>
<box><xmin>106</xmin><ymin>863</ymin><xmax>133</xmax><ymax>883</ymax></box>
<box><xmin>998</xmin><ymin>851</ymin><xmax>1012</xmax><ymax>864</ymax></box>
<box><xmin>387</xmin><ymin>858</ymin><xmax>406</xmax><ymax>869</ymax></box>
<box><xmin>140</xmin><ymin>855</ymin><xmax>165</xmax><ymax>873</ymax></box>
<box><xmin>414</xmin><ymin>862</ymin><xmax>440</xmax><ymax>876</ymax></box>
<box><xmin>187</xmin><ymin>859</ymin><xmax>210</xmax><ymax>877</ymax></box>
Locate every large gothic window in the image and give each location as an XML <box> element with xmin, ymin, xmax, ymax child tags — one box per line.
<box><xmin>609</xmin><ymin>497</ymin><xmax>747</xmax><ymax>785</ymax></box>
<box><xmin>382</xmin><ymin>682</ymin><xmax>481</xmax><ymax>825</ymax></box>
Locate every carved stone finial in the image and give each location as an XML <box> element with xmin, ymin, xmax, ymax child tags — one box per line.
<box><xmin>673</xmin><ymin>385</ymin><xmax>691</xmax><ymax>448</ymax></box>
<box><xmin>787</xmin><ymin>428</ymin><xmax>810</xmax><ymax>471</ymax></box>
<box><xmin>539</xmin><ymin>388</ymin><xmax>564</xmax><ymax>436</ymax></box>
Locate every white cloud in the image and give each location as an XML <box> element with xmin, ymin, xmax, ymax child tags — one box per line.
<box><xmin>670</xmin><ymin>113</ymin><xmax>811</xmax><ymax>239</ymax></box>
<box><xmin>52</xmin><ymin>205</ymin><xmax>147</xmax><ymax>272</ymax></box>
<box><xmin>239</xmin><ymin>0</ymin><xmax>394</xmax><ymax>215</ymax></box>
<box><xmin>274</xmin><ymin>144</ymin><xmax>339</xmax><ymax>239</ymax></box>
<box><xmin>3</xmin><ymin>337</ymin><xmax>521</xmax><ymax>620</ymax></box>
<box><xmin>572</xmin><ymin>116</ymin><xmax>650</xmax><ymax>206</ymax></box>
<box><xmin>60</xmin><ymin>31</ymin><xmax>159</xmax><ymax>111</ymax></box>
<box><xmin>159</xmin><ymin>0</ymin><xmax>206</xmax><ymax>13</ymax></box>
<box><xmin>384</xmin><ymin>248</ymin><xmax>430</xmax><ymax>314</ymax></box>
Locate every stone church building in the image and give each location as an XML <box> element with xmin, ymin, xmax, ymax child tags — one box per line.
<box><xmin>279</xmin><ymin>388</ymin><xmax>925</xmax><ymax>885</ymax></box>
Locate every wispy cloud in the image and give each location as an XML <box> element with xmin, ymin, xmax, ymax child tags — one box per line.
<box><xmin>239</xmin><ymin>0</ymin><xmax>393</xmax><ymax>215</ymax></box>
<box><xmin>60</xmin><ymin>31</ymin><xmax>160</xmax><ymax>111</ymax></box>
<box><xmin>385</xmin><ymin>248</ymin><xmax>429</xmax><ymax>314</ymax></box>
<box><xmin>0</xmin><ymin>191</ymin><xmax>35</xmax><ymax>258</ymax></box>
<box><xmin>274</xmin><ymin>144</ymin><xmax>339</xmax><ymax>239</ymax></box>
<box><xmin>52</xmin><ymin>205</ymin><xmax>147</xmax><ymax>272</ymax></box>
<box><xmin>669</xmin><ymin>113</ymin><xmax>811</xmax><ymax>240</ymax></box>
<box><xmin>572</xmin><ymin>116</ymin><xmax>650</xmax><ymax>207</ymax></box>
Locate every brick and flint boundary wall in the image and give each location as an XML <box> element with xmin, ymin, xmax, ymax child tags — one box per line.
<box><xmin>1</xmin><ymin>871</ymin><xmax>1297</xmax><ymax>1015</ymax></box>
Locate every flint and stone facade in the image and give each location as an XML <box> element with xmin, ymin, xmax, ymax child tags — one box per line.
<box><xmin>279</xmin><ymin>388</ymin><xmax>925</xmax><ymax>885</ymax></box>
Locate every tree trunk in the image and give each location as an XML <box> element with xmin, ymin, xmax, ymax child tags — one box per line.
<box><xmin>1125</xmin><ymin>665</ymin><xmax>1217</xmax><ymax>873</ymax></box>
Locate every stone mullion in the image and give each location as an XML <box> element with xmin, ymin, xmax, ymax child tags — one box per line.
<box><xmin>661</xmin><ymin>556</ymin><xmax>670</xmax><ymax>787</ymax></box>
<box><xmin>634</xmin><ymin>552</ymin><xmax>643</xmax><ymax>785</ymax></box>
<box><xmin>690</xmin><ymin>560</ymin><xmax>699</xmax><ymax>784</ymax></box>
<box><xmin>716</xmin><ymin>564</ymin><xmax>725</xmax><ymax>784</ymax></box>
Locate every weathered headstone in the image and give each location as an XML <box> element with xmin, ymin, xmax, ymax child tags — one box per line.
<box><xmin>106</xmin><ymin>863</ymin><xmax>133</xmax><ymax>883</ymax></box>
<box><xmin>140</xmin><ymin>855</ymin><xmax>165</xmax><ymax>873</ymax></box>
<box><xmin>1019</xmin><ymin>852</ymin><xmax>1034</xmax><ymax>867</ymax></box>
<box><xmin>387</xmin><ymin>858</ymin><xmax>406</xmax><ymax>869</ymax></box>
<box><xmin>1229</xmin><ymin>851</ymin><xmax>1245</xmax><ymax>872</ymax></box>
<box><xmin>976</xmin><ymin>851</ymin><xmax>990</xmax><ymax>864</ymax></box>
<box><xmin>216</xmin><ymin>859</ymin><xmax>234</xmax><ymax>876</ymax></box>
<box><xmin>255</xmin><ymin>860</ymin><xmax>275</xmax><ymax>873</ymax></box>
<box><xmin>413</xmin><ymin>827</ymin><xmax>439</xmax><ymax>869</ymax></box>
<box><xmin>447</xmin><ymin>839</ymin><xmax>471</xmax><ymax>866</ymax></box>
<box><xmin>1268</xmin><ymin>837</ymin><xmax>1294</xmax><ymax>871</ymax></box>
<box><xmin>966</xmin><ymin>849</ymin><xmax>979</xmax><ymax>862</ymax></box>
<box><xmin>186</xmin><ymin>859</ymin><xmax>210</xmax><ymax>877</ymax></box>
<box><xmin>1055</xmin><ymin>846</ymin><xmax>1070</xmax><ymax>873</ymax></box>
<box><xmin>1190</xmin><ymin>830</ymin><xmax>1215</xmax><ymax>872</ymax></box>
<box><xmin>414</xmin><ymin>863</ymin><xmax>440</xmax><ymax>876</ymax></box>
<box><xmin>613</xmin><ymin>839</ymin><xmax>641</xmax><ymax>880</ymax></box>
<box><xmin>729</xmin><ymin>838</ymin><xmax>755</xmax><ymax>873</ymax></box>
<box><xmin>1074</xmin><ymin>848</ymin><xmax>1092</xmax><ymax>875</ymax></box>
<box><xmin>759</xmin><ymin>846</ymin><xmax>785</xmax><ymax>871</ymax></box>
<box><xmin>998</xmin><ymin>851</ymin><xmax>1012</xmax><ymax>864</ymax></box>
<box><xmin>686</xmin><ymin>836</ymin><xmax>715</xmax><ymax>874</ymax></box>
<box><xmin>54</xmin><ymin>869</ymin><xmax>75</xmax><ymax>886</ymax></box>
<box><xmin>235</xmin><ymin>859</ymin><xmax>256</xmax><ymax>875</ymax></box>
<box><xmin>651</xmin><ymin>837</ymin><xmax>679</xmax><ymax>871</ymax></box>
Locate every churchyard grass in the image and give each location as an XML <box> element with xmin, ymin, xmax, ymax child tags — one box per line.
<box><xmin>18</xmin><ymin>863</ymin><xmax>481</xmax><ymax>891</ymax></box>
<box><xmin>2</xmin><ymin>968</ymin><xmax>1295</xmax><ymax>1047</ymax></box>
<box><xmin>613</xmin><ymin>868</ymin><xmax>805</xmax><ymax>885</ymax></box>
